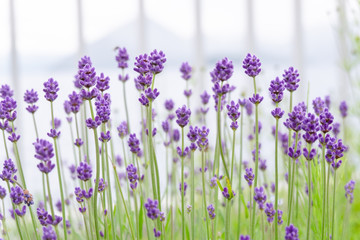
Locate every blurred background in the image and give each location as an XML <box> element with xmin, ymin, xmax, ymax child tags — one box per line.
<box><xmin>0</xmin><ymin>0</ymin><xmax>359</xmax><ymax>196</ymax></box>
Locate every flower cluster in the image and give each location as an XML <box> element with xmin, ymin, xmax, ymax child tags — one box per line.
<box><xmin>345</xmin><ymin>180</ymin><xmax>355</xmax><ymax>204</ymax></box>
<box><xmin>254</xmin><ymin>186</ymin><xmax>267</xmax><ymax>210</ymax></box>
<box><xmin>207</xmin><ymin>204</ymin><xmax>216</xmax><ymax>220</ymax></box>
<box><xmin>34</xmin><ymin>139</ymin><xmax>56</xmax><ymax>174</ymax></box>
<box><xmin>126</xmin><ymin>164</ymin><xmax>139</xmax><ymax>190</ymax></box>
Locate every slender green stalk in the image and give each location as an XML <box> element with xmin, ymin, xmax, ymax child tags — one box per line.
<box><xmin>230</xmin><ymin>130</ymin><xmax>236</xmax><ymax>182</ymax></box>
<box><xmin>181</xmin><ymin>127</ymin><xmax>185</xmax><ymax>240</ymax></box>
<box><xmin>261</xmin><ymin>211</ymin><xmax>265</xmax><ymax>240</ymax></box>
<box><xmin>306</xmin><ymin>158</ymin><xmax>312</xmax><ymax>240</ymax></box>
<box><xmin>251</xmin><ymin>106</ymin><xmax>260</xmax><ymax>238</ymax></box>
<box><xmin>6</xmin><ymin>182</ymin><xmax>23</xmax><ymax>240</ymax></box>
<box><xmin>74</xmin><ymin>113</ymin><xmax>82</xmax><ymax>163</ymax></box>
<box><xmin>46</xmin><ymin>173</ymin><xmax>60</xmax><ymax>237</ymax></box>
<box><xmin>201</xmin><ymin>151</ymin><xmax>210</xmax><ymax>240</ymax></box>
<box><xmin>191</xmin><ymin>149</ymin><xmax>195</xmax><ymax>240</ymax></box>
<box><xmin>112</xmin><ymin>161</ymin><xmax>135</xmax><ymax>239</ymax></box>
<box><xmin>287</xmin><ymin>133</ymin><xmax>298</xmax><ymax>225</ymax></box>
<box><xmin>105</xmin><ymin>142</ymin><xmax>116</xmax><ymax>239</ymax></box>
<box><xmin>51</xmin><ymin>102</ymin><xmax>68</xmax><ymax>240</ymax></box>
<box><xmin>134</xmin><ymin>191</ymin><xmax>139</xmax><ymax>239</ymax></box>
<box><xmin>287</xmin><ymin>92</ymin><xmax>293</xmax><ymax>208</ymax></box>
<box><xmin>122</xmin><ymin>80</ymin><xmax>131</xmax><ymax>132</ymax></box>
<box><xmin>1</xmin><ymin>200</ymin><xmax>8</xmax><ymax>240</ymax></box>
<box><xmin>82</xmin><ymin>210</ymin><xmax>91</xmax><ymax>240</ymax></box>
<box><xmin>237</xmin><ymin>106</ymin><xmax>244</xmax><ymax>239</ymax></box>
<box><xmin>331</xmin><ymin>170</ymin><xmax>337</xmax><ymax>239</ymax></box>
<box><xmin>1</xmin><ymin>129</ymin><xmax>9</xmax><ymax>159</ymax></box>
<box><xmin>87</xmin><ymin>99</ymin><xmax>101</xmax><ymax>240</ymax></box>
<box><xmin>274</xmin><ymin>116</ymin><xmax>279</xmax><ymax>240</ymax></box>
<box><xmin>249</xmin><ymin>187</ymin><xmax>252</xmax><ymax>235</ymax></box>
<box><xmin>321</xmin><ymin>145</ymin><xmax>326</xmax><ymax>240</ymax></box>
<box><xmin>326</xmin><ymin>164</ymin><xmax>331</xmax><ymax>239</ymax></box>
<box><xmin>21</xmin><ymin>215</ymin><xmax>30</xmax><ymax>240</ymax></box>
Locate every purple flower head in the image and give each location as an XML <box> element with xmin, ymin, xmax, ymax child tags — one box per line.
<box><xmin>78</xmin><ymin>56</ymin><xmax>92</xmax><ymax>69</ymax></box>
<box><xmin>74</xmin><ymin>138</ymin><xmax>83</xmax><ymax>147</ymax></box>
<box><xmin>43</xmin><ymin>78</ymin><xmax>59</xmax><ymax>102</ymax></box>
<box><xmin>37</xmin><ymin>208</ymin><xmax>49</xmax><ymax>226</ymax></box>
<box><xmin>117</xmin><ymin>121</ymin><xmax>128</xmax><ymax>138</ymax></box>
<box><xmin>115</xmin><ymin>47</ymin><xmax>129</xmax><ymax>69</ymax></box>
<box><xmin>269</xmin><ymin>77</ymin><xmax>285</xmax><ymax>103</ymax></box>
<box><xmin>187</xmin><ymin>126</ymin><xmax>198</xmax><ymax>142</ymax></box>
<box><xmin>139</xmin><ymin>94</ymin><xmax>150</xmax><ymax>107</ymax></box>
<box><xmin>265</xmin><ymin>202</ymin><xmax>276</xmax><ymax>223</ymax></box>
<box><xmin>244</xmin><ymin>168</ymin><xmax>255</xmax><ymax>187</ymax></box>
<box><xmin>149</xmin><ymin>49</ymin><xmax>166</xmax><ymax>74</ymax></box>
<box><xmin>331</xmin><ymin>159</ymin><xmax>342</xmax><ymax>170</ymax></box>
<box><xmin>179</xmin><ymin>182</ymin><xmax>188</xmax><ymax>196</ymax></box>
<box><xmin>162</xmin><ymin>120</ymin><xmax>170</xmax><ymax>133</ymax></box>
<box><xmin>339</xmin><ymin>101</ymin><xmax>348</xmax><ymax>118</ymax></box>
<box><xmin>66</xmin><ymin>91</ymin><xmax>82</xmax><ymax>114</ymax></box>
<box><xmin>226</xmin><ymin>100</ymin><xmax>241</xmax><ymax>121</ymax></box>
<box><xmin>325</xmin><ymin>95</ymin><xmax>331</xmax><ymax>108</ymax></box>
<box><xmin>212</xmin><ymin>82</ymin><xmax>230</xmax><ymax>96</ymax></box>
<box><xmin>128</xmin><ymin>133</ymin><xmax>140</xmax><ymax>154</ymax></box>
<box><xmin>312</xmin><ymin>97</ymin><xmax>325</xmax><ymax>115</ymax></box>
<box><xmin>207</xmin><ymin>204</ymin><xmax>216</xmax><ymax>220</ymax></box>
<box><xmin>153</xmin><ymin>228</ymin><xmax>161</xmax><ymax>238</ymax></box>
<box><xmin>277</xmin><ymin>210</ymin><xmax>283</xmax><ymax>225</ymax></box>
<box><xmin>222</xmin><ymin>187</ymin><xmax>236</xmax><ymax>200</ymax></box>
<box><xmin>271</xmin><ymin>107</ymin><xmax>285</xmax><ymax>119</ymax></box>
<box><xmin>249</xmin><ymin>94</ymin><xmax>264</xmax><ymax>105</ymax></box>
<box><xmin>184</xmin><ymin>89</ymin><xmax>192</xmax><ymax>98</ymax></box>
<box><xmin>37</xmin><ymin>161</ymin><xmax>56</xmax><ymax>174</ymax></box>
<box><xmin>77</xmin><ymin>161</ymin><xmax>92</xmax><ymax>181</ymax></box>
<box><xmin>97</xmin><ymin>178</ymin><xmax>107</xmax><ymax>192</ymax></box>
<box><xmin>282</xmin><ymin>67</ymin><xmax>300</xmax><ymax>92</ymax></box>
<box><xmin>47</xmin><ymin>129</ymin><xmax>60</xmax><ymax>139</ymax></box>
<box><xmin>145</xmin><ymin>87</ymin><xmax>160</xmax><ymax>101</ymax></box>
<box><xmin>26</xmin><ymin>105</ymin><xmax>39</xmax><ymax>114</ymax></box>
<box><xmin>8</xmin><ymin>132</ymin><xmax>20</xmax><ymax>142</ymax></box>
<box><xmin>180</xmin><ymin>62</ymin><xmax>192</xmax><ymax>80</ymax></box>
<box><xmin>74</xmin><ymin>187</ymin><xmax>93</xmax><ymax>203</ymax></box>
<box><xmin>197</xmin><ymin>126</ymin><xmax>210</xmax><ymax>151</ymax></box>
<box><xmin>42</xmin><ymin>226</ymin><xmax>57</xmax><ymax>240</ymax></box>
<box><xmin>77</xmin><ymin>64</ymin><xmax>97</xmax><ymax>88</ymax></box>
<box><xmin>164</xmin><ymin>99</ymin><xmax>174</xmax><ymax>111</ymax></box>
<box><xmin>80</xmin><ymin>87</ymin><xmax>99</xmax><ymax>100</ymax></box>
<box><xmin>287</xmin><ymin>146</ymin><xmax>301</xmax><ymax>159</ymax></box>
<box><xmin>177</xmin><ymin>146</ymin><xmax>189</xmax><ymax>158</ymax></box>
<box><xmin>0</xmin><ymin>158</ymin><xmax>17</xmax><ymax>182</ymax></box>
<box><xmin>319</xmin><ymin>108</ymin><xmax>334</xmax><ymax>133</ymax></box>
<box><xmin>176</xmin><ymin>105</ymin><xmax>191</xmax><ymax>128</ymax></box>
<box><xmin>95</xmin><ymin>93</ymin><xmax>111</xmax><ymax>123</ymax></box>
<box><xmin>126</xmin><ymin>164</ymin><xmax>139</xmax><ymax>190</ymax></box>
<box><xmin>134</xmin><ymin>54</ymin><xmax>150</xmax><ymax>74</ymax></box>
<box><xmin>284</xmin><ymin>104</ymin><xmax>306</xmax><ymax>132</ymax></box>
<box><xmin>24</xmin><ymin>89</ymin><xmax>39</xmax><ymax>104</ymax></box>
<box><xmin>135</xmin><ymin>73</ymin><xmax>152</xmax><ymax>90</ymax></box>
<box><xmin>303</xmin><ymin>148</ymin><xmax>316</xmax><ymax>161</ymax></box>
<box><xmin>34</xmin><ymin>139</ymin><xmax>54</xmax><ymax>161</ymax></box>
<box><xmin>173</xmin><ymin>129</ymin><xmax>180</xmax><ymax>142</ymax></box>
<box><xmin>242</xmin><ymin>53</ymin><xmax>262</xmax><ymax>77</ymax></box>
<box><xmin>99</xmin><ymin>131</ymin><xmax>111</xmax><ymax>142</ymax></box>
<box><xmin>259</xmin><ymin>159</ymin><xmax>267</xmax><ymax>171</ymax></box>
<box><xmin>302</xmin><ymin>113</ymin><xmax>320</xmax><ymax>144</ymax></box>
<box><xmin>285</xmin><ymin>224</ymin><xmax>299</xmax><ymax>240</ymax></box>
<box><xmin>1</xmin><ymin>96</ymin><xmax>17</xmax><ymax>114</ymax></box>
<box><xmin>96</xmin><ymin>73</ymin><xmax>110</xmax><ymax>92</ymax></box>
<box><xmin>200</xmin><ymin>91</ymin><xmax>211</xmax><ymax>105</ymax></box>
<box><xmin>212</xmin><ymin>57</ymin><xmax>234</xmax><ymax>81</ymax></box>
<box><xmin>86</xmin><ymin>116</ymin><xmax>101</xmax><ymax>129</ymax></box>
<box><xmin>240</xmin><ymin>235</ymin><xmax>250</xmax><ymax>240</ymax></box>
<box><xmin>159</xmin><ymin>212</ymin><xmax>165</xmax><ymax>222</ymax></box>
<box><xmin>332</xmin><ymin>122</ymin><xmax>340</xmax><ymax>137</ymax></box>
<box><xmin>245</xmin><ymin>100</ymin><xmax>253</xmax><ymax>116</ymax></box>
<box><xmin>10</xmin><ymin>186</ymin><xmax>24</xmax><ymax>205</ymax></box>
<box><xmin>345</xmin><ymin>180</ymin><xmax>355</xmax><ymax>204</ymax></box>
<box><xmin>0</xmin><ymin>85</ymin><xmax>14</xmax><ymax>99</ymax></box>
<box><xmin>0</xmin><ymin>186</ymin><xmax>6</xmax><ymax>199</ymax></box>
<box><xmin>254</xmin><ymin>186</ymin><xmax>267</xmax><ymax>210</ymax></box>
<box><xmin>144</xmin><ymin>198</ymin><xmax>160</xmax><ymax>220</ymax></box>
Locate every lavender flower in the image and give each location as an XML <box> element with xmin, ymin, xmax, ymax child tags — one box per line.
<box><xmin>77</xmin><ymin>161</ymin><xmax>92</xmax><ymax>181</ymax></box>
<box><xmin>302</xmin><ymin>113</ymin><xmax>319</xmax><ymax>144</ymax></box>
<box><xmin>239</xmin><ymin>235</ymin><xmax>250</xmax><ymax>240</ymax></box>
<box><xmin>345</xmin><ymin>180</ymin><xmax>355</xmax><ymax>204</ymax></box>
<box><xmin>68</xmin><ymin>91</ymin><xmax>82</xmax><ymax>114</ymax></box>
<box><xmin>242</xmin><ymin>53</ymin><xmax>261</xmax><ymax>77</ymax></box>
<box><xmin>144</xmin><ymin>198</ymin><xmax>160</xmax><ymax>220</ymax></box>
<box><xmin>24</xmin><ymin>89</ymin><xmax>39</xmax><ymax>113</ymax></box>
<box><xmin>200</xmin><ymin>91</ymin><xmax>211</xmax><ymax>105</ymax></box>
<box><xmin>197</xmin><ymin>126</ymin><xmax>210</xmax><ymax>151</ymax></box>
<box><xmin>164</xmin><ymin>99</ymin><xmax>174</xmax><ymax>111</ymax></box>
<box><xmin>271</xmin><ymin>107</ymin><xmax>285</xmax><ymax>119</ymax></box>
<box><xmin>95</xmin><ymin>93</ymin><xmax>111</xmax><ymax>123</ymax></box>
<box><xmin>153</xmin><ymin>228</ymin><xmax>161</xmax><ymax>238</ymax></box>
<box><xmin>126</xmin><ymin>164</ymin><xmax>139</xmax><ymax>190</ymax></box>
<box><xmin>42</xmin><ymin>226</ymin><xmax>57</xmax><ymax>240</ymax></box>
<box><xmin>179</xmin><ymin>182</ymin><xmax>188</xmax><ymax>196</ymax></box>
<box><xmin>10</xmin><ymin>186</ymin><xmax>24</xmax><ymax>205</ymax></box>
<box><xmin>339</xmin><ymin>101</ymin><xmax>348</xmax><ymax>118</ymax></box>
<box><xmin>282</xmin><ymin>67</ymin><xmax>300</xmax><ymax>92</ymax></box>
<box><xmin>277</xmin><ymin>210</ymin><xmax>283</xmax><ymax>225</ymax></box>
<box><xmin>285</xmin><ymin>224</ymin><xmax>299</xmax><ymax>240</ymax></box>
<box><xmin>244</xmin><ymin>168</ymin><xmax>255</xmax><ymax>187</ymax></box>
<box><xmin>176</xmin><ymin>105</ymin><xmax>191</xmax><ymax>128</ymax></box>
<box><xmin>284</xmin><ymin>104</ymin><xmax>306</xmax><ymax>132</ymax></box>
<box><xmin>212</xmin><ymin>57</ymin><xmax>234</xmax><ymax>81</ymax></box>
<box><xmin>128</xmin><ymin>133</ymin><xmax>140</xmax><ymax>154</ymax></box>
<box><xmin>319</xmin><ymin>108</ymin><xmax>334</xmax><ymax>134</ymax></box>
<box><xmin>222</xmin><ymin>187</ymin><xmax>235</xmax><ymax>200</ymax></box>
<box><xmin>207</xmin><ymin>204</ymin><xmax>216</xmax><ymax>220</ymax></box>
<box><xmin>0</xmin><ymin>158</ymin><xmax>17</xmax><ymax>182</ymax></box>
<box><xmin>117</xmin><ymin>121</ymin><xmax>129</xmax><ymax>138</ymax></box>
<box><xmin>254</xmin><ymin>186</ymin><xmax>266</xmax><ymax>210</ymax></box>
<box><xmin>180</xmin><ymin>62</ymin><xmax>192</xmax><ymax>80</ymax></box>
<box><xmin>115</xmin><ymin>47</ymin><xmax>129</xmax><ymax>69</ymax></box>
<box><xmin>249</xmin><ymin>94</ymin><xmax>264</xmax><ymax>105</ymax></box>
<box><xmin>226</xmin><ymin>101</ymin><xmax>241</xmax><ymax>122</ymax></box>
<box><xmin>99</xmin><ymin>131</ymin><xmax>111</xmax><ymax>142</ymax></box>
<box><xmin>149</xmin><ymin>49</ymin><xmax>166</xmax><ymax>74</ymax></box>
<box><xmin>0</xmin><ymin>84</ymin><xmax>14</xmax><ymax>98</ymax></box>
<box><xmin>43</xmin><ymin>78</ymin><xmax>59</xmax><ymax>102</ymax></box>
<box><xmin>0</xmin><ymin>186</ymin><xmax>6</xmax><ymax>199</ymax></box>
<box><xmin>269</xmin><ymin>77</ymin><xmax>285</xmax><ymax>103</ymax></box>
<box><xmin>312</xmin><ymin>97</ymin><xmax>325</xmax><ymax>115</ymax></box>
<box><xmin>264</xmin><ymin>202</ymin><xmax>276</xmax><ymax>223</ymax></box>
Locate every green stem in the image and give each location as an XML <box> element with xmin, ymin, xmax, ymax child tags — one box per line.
<box><xmin>122</xmin><ymin>81</ymin><xmax>131</xmax><ymax>133</ymax></box>
<box><xmin>1</xmin><ymin>129</ymin><xmax>9</xmax><ymax>159</ymax></box>
<box><xmin>306</xmin><ymin>158</ymin><xmax>312</xmax><ymax>240</ymax></box>
<box><xmin>181</xmin><ymin>127</ymin><xmax>185</xmax><ymax>240</ymax></box>
<box><xmin>261</xmin><ymin>211</ymin><xmax>265</xmax><ymax>240</ymax></box>
<box><xmin>105</xmin><ymin>142</ymin><xmax>116</xmax><ymax>239</ymax></box>
<box><xmin>321</xmin><ymin>145</ymin><xmax>326</xmax><ymax>240</ymax></box>
<box><xmin>88</xmin><ymin>99</ymin><xmax>101</xmax><ymax>240</ymax></box>
<box><xmin>51</xmin><ymin>102</ymin><xmax>68</xmax><ymax>240</ymax></box>
<box><xmin>6</xmin><ymin>182</ymin><xmax>23</xmax><ymax>240</ymax></box>
<box><xmin>82</xmin><ymin>211</ymin><xmax>91</xmax><ymax>240</ymax></box>
<box><xmin>46</xmin><ymin>173</ymin><xmax>60</xmax><ymax>237</ymax></box>
<box><xmin>287</xmin><ymin>92</ymin><xmax>293</xmax><ymax>208</ymax></box>
<box><xmin>201</xmin><ymin>151</ymin><xmax>210</xmax><ymax>240</ymax></box>
<box><xmin>331</xmin><ymin>170</ymin><xmax>336</xmax><ymax>239</ymax></box>
<box><xmin>191</xmin><ymin>150</ymin><xmax>195</xmax><ymax>240</ymax></box>
<box><xmin>237</xmin><ymin>106</ymin><xmax>244</xmax><ymax>239</ymax></box>
<box><xmin>326</xmin><ymin>164</ymin><xmax>330</xmax><ymax>239</ymax></box>
<box><xmin>31</xmin><ymin>112</ymin><xmax>39</xmax><ymax>139</ymax></box>
<box><xmin>274</xmin><ymin>117</ymin><xmax>279</xmax><ymax>240</ymax></box>
<box><xmin>230</xmin><ymin>129</ymin><xmax>236</xmax><ymax>183</ymax></box>
<box><xmin>74</xmin><ymin>113</ymin><xmax>82</xmax><ymax>163</ymax></box>
<box><xmin>287</xmin><ymin>133</ymin><xmax>298</xmax><ymax>225</ymax></box>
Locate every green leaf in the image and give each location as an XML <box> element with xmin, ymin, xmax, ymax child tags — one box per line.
<box><xmin>216</xmin><ymin>179</ymin><xmax>224</xmax><ymax>192</ymax></box>
<box><xmin>185</xmin><ymin>222</ymin><xmax>190</xmax><ymax>240</ymax></box>
<box><xmin>139</xmin><ymin>201</ymin><xmax>144</xmax><ymax>239</ymax></box>
<box><xmin>165</xmin><ymin>208</ymin><xmax>172</xmax><ymax>233</ymax></box>
<box><xmin>241</xmin><ymin>192</ymin><xmax>249</xmax><ymax>218</ymax></box>
<box><xmin>178</xmin><ymin>207</ymin><xmax>182</xmax><ymax>216</ymax></box>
